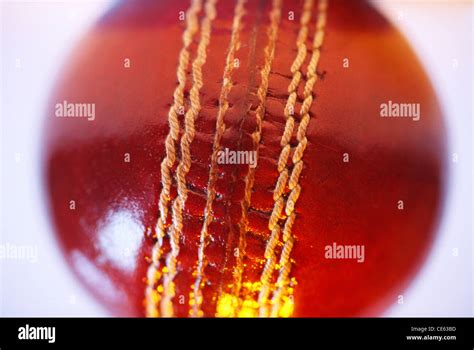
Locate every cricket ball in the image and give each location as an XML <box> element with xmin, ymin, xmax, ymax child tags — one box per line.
<box><xmin>43</xmin><ymin>0</ymin><xmax>446</xmax><ymax>317</ymax></box>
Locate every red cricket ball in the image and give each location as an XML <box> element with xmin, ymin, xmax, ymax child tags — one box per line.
<box><xmin>43</xmin><ymin>0</ymin><xmax>446</xmax><ymax>317</ymax></box>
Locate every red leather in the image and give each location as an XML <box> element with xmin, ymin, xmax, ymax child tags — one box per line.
<box><xmin>43</xmin><ymin>0</ymin><xmax>445</xmax><ymax>317</ymax></box>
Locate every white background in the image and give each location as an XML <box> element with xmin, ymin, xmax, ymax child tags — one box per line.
<box><xmin>0</xmin><ymin>0</ymin><xmax>472</xmax><ymax>316</ymax></box>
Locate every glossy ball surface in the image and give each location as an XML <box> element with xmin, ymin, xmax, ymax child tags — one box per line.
<box><xmin>43</xmin><ymin>0</ymin><xmax>445</xmax><ymax>317</ymax></box>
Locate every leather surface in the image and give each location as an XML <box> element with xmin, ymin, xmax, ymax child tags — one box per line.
<box><xmin>43</xmin><ymin>0</ymin><xmax>445</xmax><ymax>317</ymax></box>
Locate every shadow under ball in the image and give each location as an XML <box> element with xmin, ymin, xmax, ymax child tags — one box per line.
<box><xmin>43</xmin><ymin>0</ymin><xmax>446</xmax><ymax>317</ymax></box>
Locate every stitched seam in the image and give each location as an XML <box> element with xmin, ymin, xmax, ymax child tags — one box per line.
<box><xmin>212</xmin><ymin>2</ymin><xmax>262</xmax><ymax>316</ymax></box>
<box><xmin>145</xmin><ymin>0</ymin><xmax>202</xmax><ymax>318</ymax></box>
<box><xmin>256</xmin><ymin>0</ymin><xmax>314</xmax><ymax>317</ymax></box>
<box><xmin>160</xmin><ymin>0</ymin><xmax>218</xmax><ymax>317</ymax></box>
<box><xmin>189</xmin><ymin>0</ymin><xmax>246</xmax><ymax>318</ymax></box>
<box><xmin>231</xmin><ymin>0</ymin><xmax>283</xmax><ymax>317</ymax></box>
<box><xmin>268</xmin><ymin>0</ymin><xmax>328</xmax><ymax>318</ymax></box>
